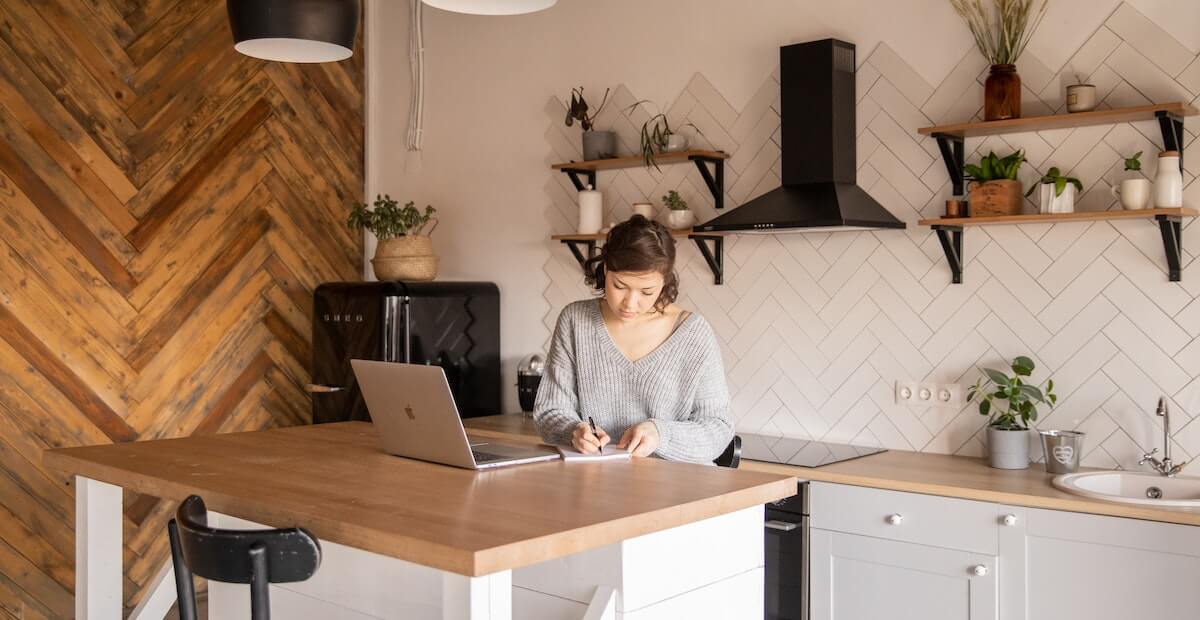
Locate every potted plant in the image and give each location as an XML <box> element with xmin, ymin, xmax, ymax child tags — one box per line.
<box><xmin>348</xmin><ymin>195</ymin><xmax>439</xmax><ymax>281</ymax></box>
<box><xmin>1111</xmin><ymin>151</ymin><xmax>1150</xmax><ymax>210</ymax></box>
<box><xmin>1026</xmin><ymin>166</ymin><xmax>1081</xmax><ymax>214</ymax></box>
<box><xmin>964</xmin><ymin>150</ymin><xmax>1025</xmax><ymax>216</ymax></box>
<box><xmin>968</xmin><ymin>356</ymin><xmax>1057</xmax><ymax>469</ymax></box>
<box><xmin>565</xmin><ymin>86</ymin><xmax>614</xmax><ymax>161</ymax></box>
<box><xmin>949</xmin><ymin>0</ymin><xmax>1048</xmax><ymax>120</ymax></box>
<box><xmin>1065</xmin><ymin>73</ymin><xmax>1096</xmax><ymax>113</ymax></box>
<box><xmin>662</xmin><ymin>190</ymin><xmax>695</xmax><ymax>229</ymax></box>
<box><xmin>626</xmin><ymin>101</ymin><xmax>704</xmax><ymax>170</ymax></box>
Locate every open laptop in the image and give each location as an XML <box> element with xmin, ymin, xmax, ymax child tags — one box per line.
<box><xmin>351</xmin><ymin>359</ymin><xmax>560</xmax><ymax>469</ymax></box>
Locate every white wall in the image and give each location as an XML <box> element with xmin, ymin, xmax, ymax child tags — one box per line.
<box><xmin>368</xmin><ymin>0</ymin><xmax>1200</xmax><ymax>470</ymax></box>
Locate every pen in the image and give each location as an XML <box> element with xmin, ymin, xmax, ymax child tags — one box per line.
<box><xmin>588</xmin><ymin>416</ymin><xmax>603</xmax><ymax>455</ymax></box>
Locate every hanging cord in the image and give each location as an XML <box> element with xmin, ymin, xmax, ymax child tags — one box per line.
<box><xmin>406</xmin><ymin>0</ymin><xmax>425</xmax><ymax>170</ymax></box>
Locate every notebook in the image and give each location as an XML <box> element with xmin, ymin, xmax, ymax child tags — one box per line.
<box><xmin>556</xmin><ymin>445</ymin><xmax>632</xmax><ymax>462</ymax></box>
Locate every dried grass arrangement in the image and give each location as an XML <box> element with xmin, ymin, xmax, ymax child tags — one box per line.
<box><xmin>949</xmin><ymin>0</ymin><xmax>1048</xmax><ymax>65</ymax></box>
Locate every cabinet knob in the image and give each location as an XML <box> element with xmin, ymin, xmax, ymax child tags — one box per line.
<box><xmin>971</xmin><ymin>565</ymin><xmax>989</xmax><ymax>577</ymax></box>
<box><xmin>1002</xmin><ymin>514</ymin><xmax>1018</xmax><ymax>526</ymax></box>
<box><xmin>885</xmin><ymin>514</ymin><xmax>903</xmax><ymax>525</ymax></box>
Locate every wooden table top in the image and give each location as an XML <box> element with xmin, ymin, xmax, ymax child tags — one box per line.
<box><xmin>466</xmin><ymin>416</ymin><xmax>1200</xmax><ymax>527</ymax></box>
<box><xmin>44</xmin><ymin>421</ymin><xmax>796</xmax><ymax>576</ymax></box>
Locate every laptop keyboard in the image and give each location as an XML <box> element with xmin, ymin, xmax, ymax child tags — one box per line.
<box><xmin>472</xmin><ymin>450</ymin><xmax>507</xmax><ymax>464</ymax></box>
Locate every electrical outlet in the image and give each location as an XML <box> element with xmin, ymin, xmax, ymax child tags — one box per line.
<box><xmin>917</xmin><ymin>382</ymin><xmax>937</xmax><ymax>404</ymax></box>
<box><xmin>894</xmin><ymin>381</ymin><xmax>918</xmax><ymax>404</ymax></box>
<box><xmin>939</xmin><ymin>383</ymin><xmax>963</xmax><ymax>407</ymax></box>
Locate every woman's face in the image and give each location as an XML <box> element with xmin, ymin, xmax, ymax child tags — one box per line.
<box><xmin>604</xmin><ymin>270</ymin><xmax>665</xmax><ymax>321</ymax></box>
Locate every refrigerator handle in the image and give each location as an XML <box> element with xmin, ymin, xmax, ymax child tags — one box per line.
<box><xmin>383</xmin><ymin>296</ymin><xmax>410</xmax><ymax>363</ymax></box>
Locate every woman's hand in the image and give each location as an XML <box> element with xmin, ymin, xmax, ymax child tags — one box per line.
<box><xmin>571</xmin><ymin>422</ymin><xmax>610</xmax><ymax>454</ymax></box>
<box><xmin>617</xmin><ymin>421</ymin><xmax>660</xmax><ymax>457</ymax></box>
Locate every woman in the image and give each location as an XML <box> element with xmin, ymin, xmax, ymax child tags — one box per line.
<box><xmin>533</xmin><ymin>214</ymin><xmax>733</xmax><ymax>464</ymax></box>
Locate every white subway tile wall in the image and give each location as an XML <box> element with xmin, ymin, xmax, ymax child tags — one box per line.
<box><xmin>541</xmin><ymin>3</ymin><xmax>1200</xmax><ymax>471</ymax></box>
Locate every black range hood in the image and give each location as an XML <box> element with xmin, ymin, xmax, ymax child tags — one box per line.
<box><xmin>695</xmin><ymin>39</ymin><xmax>905</xmax><ymax>233</ymax></box>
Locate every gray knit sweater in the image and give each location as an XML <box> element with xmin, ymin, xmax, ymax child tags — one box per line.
<box><xmin>533</xmin><ymin>299</ymin><xmax>734</xmax><ymax>464</ymax></box>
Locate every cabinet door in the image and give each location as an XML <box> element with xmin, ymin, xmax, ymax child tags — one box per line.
<box><xmin>998</xmin><ymin>505</ymin><xmax>1200</xmax><ymax>620</ymax></box>
<box><xmin>810</xmin><ymin>528</ymin><xmax>997</xmax><ymax>620</ymax></box>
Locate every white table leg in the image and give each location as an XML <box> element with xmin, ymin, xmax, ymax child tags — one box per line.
<box><xmin>582</xmin><ymin>586</ymin><xmax>616</xmax><ymax>620</ymax></box>
<box><xmin>442</xmin><ymin>571</ymin><xmax>512</xmax><ymax>620</ymax></box>
<box><xmin>76</xmin><ymin>476</ymin><xmax>123</xmax><ymax>619</ymax></box>
<box><xmin>129</xmin><ymin>559</ymin><xmax>176</xmax><ymax>619</ymax></box>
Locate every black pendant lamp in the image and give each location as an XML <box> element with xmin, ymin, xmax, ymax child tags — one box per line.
<box><xmin>227</xmin><ymin>0</ymin><xmax>360</xmax><ymax>63</ymax></box>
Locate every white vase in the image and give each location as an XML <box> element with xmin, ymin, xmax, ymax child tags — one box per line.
<box><xmin>1038</xmin><ymin>183</ymin><xmax>1076</xmax><ymax>214</ymax></box>
<box><xmin>577</xmin><ymin>184</ymin><xmax>603</xmax><ymax>234</ymax></box>
<box><xmin>1111</xmin><ymin>178</ymin><xmax>1150</xmax><ymax>210</ymax></box>
<box><xmin>1155</xmin><ymin>151</ymin><xmax>1183</xmax><ymax>208</ymax></box>
<box><xmin>665</xmin><ymin>209</ymin><xmax>695</xmax><ymax>229</ymax></box>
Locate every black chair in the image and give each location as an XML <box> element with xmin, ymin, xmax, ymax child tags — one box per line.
<box><xmin>714</xmin><ymin>435</ymin><xmax>742</xmax><ymax>468</ymax></box>
<box><xmin>167</xmin><ymin>495</ymin><xmax>322</xmax><ymax>620</ymax></box>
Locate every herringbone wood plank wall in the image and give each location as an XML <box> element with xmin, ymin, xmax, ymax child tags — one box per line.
<box><xmin>0</xmin><ymin>1</ymin><xmax>362</xmax><ymax>616</ymax></box>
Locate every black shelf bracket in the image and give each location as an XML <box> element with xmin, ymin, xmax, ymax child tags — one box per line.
<box><xmin>933</xmin><ymin>132</ymin><xmax>966</xmax><ymax>196</ymax></box>
<box><xmin>1157</xmin><ymin>214</ymin><xmax>1183</xmax><ymax>282</ymax></box>
<box><xmin>1156</xmin><ymin>110</ymin><xmax>1185</xmax><ymax>172</ymax></box>
<box><xmin>689</xmin><ymin>155</ymin><xmax>726</xmax><ymax>210</ymax></box>
<box><xmin>558</xmin><ymin>239</ymin><xmax>597</xmax><ymax>267</ymax></box>
<box><xmin>561</xmin><ymin>168</ymin><xmax>597</xmax><ymax>192</ymax></box>
<box><xmin>689</xmin><ymin>235</ymin><xmax>724</xmax><ymax>285</ymax></box>
<box><xmin>932</xmin><ymin>225</ymin><xmax>964</xmax><ymax>284</ymax></box>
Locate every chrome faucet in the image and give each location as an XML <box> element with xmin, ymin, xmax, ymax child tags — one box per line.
<box><xmin>1139</xmin><ymin>396</ymin><xmax>1188</xmax><ymax>477</ymax></box>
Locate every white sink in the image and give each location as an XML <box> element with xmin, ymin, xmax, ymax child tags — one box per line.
<box><xmin>1053</xmin><ymin>470</ymin><xmax>1200</xmax><ymax>507</ymax></box>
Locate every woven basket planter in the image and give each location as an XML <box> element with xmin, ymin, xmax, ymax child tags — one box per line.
<box><xmin>372</xmin><ymin>235</ymin><xmax>438</xmax><ymax>281</ymax></box>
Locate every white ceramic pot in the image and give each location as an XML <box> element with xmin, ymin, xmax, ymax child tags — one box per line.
<box><xmin>1111</xmin><ymin>178</ymin><xmax>1150</xmax><ymax>210</ymax></box>
<box><xmin>1038</xmin><ymin>182</ymin><xmax>1076</xmax><ymax>214</ymax></box>
<box><xmin>1155</xmin><ymin>151</ymin><xmax>1183</xmax><ymax>208</ymax></box>
<box><xmin>1065</xmin><ymin>84</ymin><xmax>1097</xmax><ymax>113</ymax></box>
<box><xmin>577</xmin><ymin>184</ymin><xmax>603</xmax><ymax>234</ymax></box>
<box><xmin>665</xmin><ymin>209</ymin><xmax>695</xmax><ymax>229</ymax></box>
<box><xmin>987</xmin><ymin>426</ymin><xmax>1031</xmax><ymax>470</ymax></box>
<box><xmin>631</xmin><ymin>202</ymin><xmax>654</xmax><ymax>220</ymax></box>
<box><xmin>663</xmin><ymin>134</ymin><xmax>689</xmax><ymax>153</ymax></box>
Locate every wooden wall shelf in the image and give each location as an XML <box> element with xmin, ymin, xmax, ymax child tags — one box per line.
<box><xmin>552</xmin><ymin>150</ymin><xmax>729</xmax><ymax>210</ymax></box>
<box><xmin>922</xmin><ymin>208</ymin><xmax>1197</xmax><ymax>284</ymax></box>
<box><xmin>551</xmin><ymin>228</ymin><xmax>727</xmax><ymax>285</ymax></box>
<box><xmin>920</xmin><ymin>102</ymin><xmax>1195</xmax><ymax>196</ymax></box>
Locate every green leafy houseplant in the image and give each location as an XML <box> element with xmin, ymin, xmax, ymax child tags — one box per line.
<box><xmin>964</xmin><ymin>150</ymin><xmax>1024</xmax><ymax>182</ymax></box>
<box><xmin>347</xmin><ymin>194</ymin><xmax>436</xmax><ymax>240</ymax></box>
<box><xmin>564</xmin><ymin>87</ymin><xmax>610</xmax><ymax>132</ymax></box>
<box><xmin>1025</xmin><ymin>167</ymin><xmax>1082</xmax><ymax>198</ymax></box>
<box><xmin>1124</xmin><ymin>151</ymin><xmax>1143</xmax><ymax>172</ymax></box>
<box><xmin>967</xmin><ymin>356</ymin><xmax>1057</xmax><ymax>430</ymax></box>
<box><xmin>626</xmin><ymin>101</ymin><xmax>704</xmax><ymax>170</ymax></box>
<box><xmin>662</xmin><ymin>190</ymin><xmax>688</xmax><ymax>211</ymax></box>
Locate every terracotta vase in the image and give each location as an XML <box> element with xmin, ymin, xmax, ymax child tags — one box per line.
<box><xmin>984</xmin><ymin>64</ymin><xmax>1021</xmax><ymax>121</ymax></box>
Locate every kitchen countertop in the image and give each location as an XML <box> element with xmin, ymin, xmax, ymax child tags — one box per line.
<box><xmin>465</xmin><ymin>415</ymin><xmax>1200</xmax><ymax>527</ymax></box>
<box><xmin>44</xmin><ymin>421</ymin><xmax>795</xmax><ymax>576</ymax></box>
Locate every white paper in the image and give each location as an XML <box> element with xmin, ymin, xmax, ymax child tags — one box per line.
<box><xmin>556</xmin><ymin>445</ymin><xmax>632</xmax><ymax>462</ymax></box>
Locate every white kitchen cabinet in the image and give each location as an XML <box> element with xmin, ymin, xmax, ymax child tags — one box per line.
<box><xmin>997</xmin><ymin>505</ymin><xmax>1200</xmax><ymax>620</ymax></box>
<box><xmin>809</xmin><ymin>528</ymin><xmax>997</xmax><ymax>620</ymax></box>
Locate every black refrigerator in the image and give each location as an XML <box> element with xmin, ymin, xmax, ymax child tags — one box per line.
<box><xmin>309</xmin><ymin>281</ymin><xmax>501</xmax><ymax>424</ymax></box>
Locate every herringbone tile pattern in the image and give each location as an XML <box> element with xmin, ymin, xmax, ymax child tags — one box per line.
<box><xmin>0</xmin><ymin>1</ymin><xmax>362</xmax><ymax>617</ymax></box>
<box><xmin>542</xmin><ymin>3</ymin><xmax>1200</xmax><ymax>474</ymax></box>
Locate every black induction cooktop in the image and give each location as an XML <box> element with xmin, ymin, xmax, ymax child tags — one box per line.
<box><xmin>740</xmin><ymin>433</ymin><xmax>886</xmax><ymax>468</ymax></box>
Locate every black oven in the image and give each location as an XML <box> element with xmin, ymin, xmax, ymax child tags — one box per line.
<box><xmin>765</xmin><ymin>481</ymin><xmax>808</xmax><ymax>620</ymax></box>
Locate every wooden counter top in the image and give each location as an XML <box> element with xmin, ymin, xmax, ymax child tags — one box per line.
<box><xmin>467</xmin><ymin>416</ymin><xmax>1200</xmax><ymax>527</ymax></box>
<box><xmin>44</xmin><ymin>422</ymin><xmax>795</xmax><ymax>576</ymax></box>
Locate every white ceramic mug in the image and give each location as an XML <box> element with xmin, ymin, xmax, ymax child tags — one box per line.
<box><xmin>631</xmin><ymin>202</ymin><xmax>654</xmax><ymax>220</ymax></box>
<box><xmin>1111</xmin><ymin>178</ymin><xmax>1150</xmax><ymax>210</ymax></box>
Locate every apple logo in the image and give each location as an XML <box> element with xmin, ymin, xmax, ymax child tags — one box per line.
<box><xmin>404</xmin><ymin>404</ymin><xmax>416</xmax><ymax>420</ymax></box>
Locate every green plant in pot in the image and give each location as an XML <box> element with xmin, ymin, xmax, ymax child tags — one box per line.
<box><xmin>1026</xmin><ymin>166</ymin><xmax>1082</xmax><ymax>214</ymax></box>
<box><xmin>348</xmin><ymin>194</ymin><xmax>439</xmax><ymax>281</ymax></box>
<box><xmin>565</xmin><ymin>86</ymin><xmax>614</xmax><ymax>161</ymax></box>
<box><xmin>949</xmin><ymin>0</ymin><xmax>1048</xmax><ymax>120</ymax></box>
<box><xmin>626</xmin><ymin>100</ymin><xmax>704</xmax><ymax>171</ymax></box>
<box><xmin>964</xmin><ymin>150</ymin><xmax>1025</xmax><ymax>216</ymax></box>
<box><xmin>662</xmin><ymin>190</ymin><xmax>695</xmax><ymax>230</ymax></box>
<box><xmin>967</xmin><ymin>356</ymin><xmax>1057</xmax><ymax>469</ymax></box>
<box><xmin>1112</xmin><ymin>151</ymin><xmax>1151</xmax><ymax>210</ymax></box>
